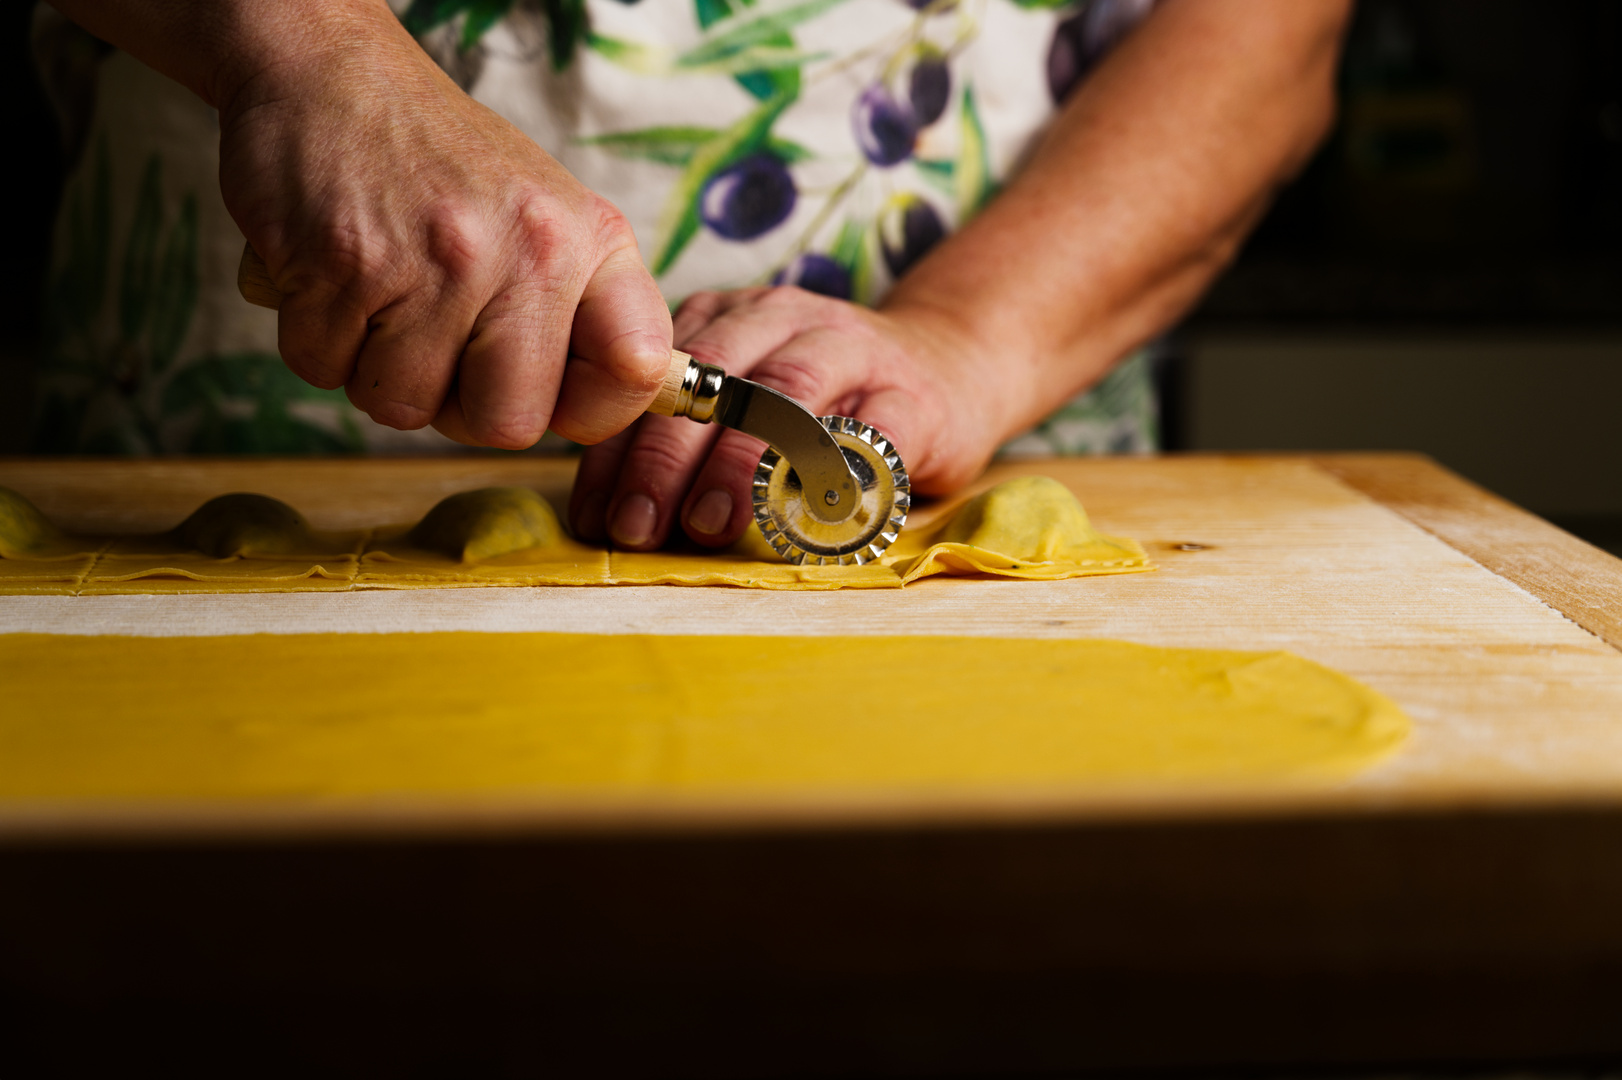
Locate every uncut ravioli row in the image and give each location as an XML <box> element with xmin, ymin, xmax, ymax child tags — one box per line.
<box><xmin>0</xmin><ymin>477</ymin><xmax>1151</xmax><ymax>594</ymax></box>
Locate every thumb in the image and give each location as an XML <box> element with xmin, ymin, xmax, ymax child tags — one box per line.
<box><xmin>550</xmin><ymin>245</ymin><xmax>673</xmax><ymax>445</ymax></box>
<box><xmin>855</xmin><ymin>386</ymin><xmax>980</xmax><ymax>496</ymax></box>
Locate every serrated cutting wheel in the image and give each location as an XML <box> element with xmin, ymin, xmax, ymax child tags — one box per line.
<box><xmin>752</xmin><ymin>417</ymin><xmax>910</xmax><ymax>565</ymax></box>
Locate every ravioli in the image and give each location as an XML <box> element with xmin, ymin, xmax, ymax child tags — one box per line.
<box><xmin>0</xmin><ymin>476</ymin><xmax>1152</xmax><ymax>594</ymax></box>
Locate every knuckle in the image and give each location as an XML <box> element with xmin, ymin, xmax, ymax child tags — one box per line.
<box><xmin>421</xmin><ymin>201</ymin><xmax>488</xmax><ymax>284</ymax></box>
<box><xmin>585</xmin><ymin>194</ymin><xmax>637</xmax><ymax>252</ymax></box>
<box><xmin>467</xmin><ymin>413</ymin><xmax>546</xmax><ymax>449</ymax></box>
<box><xmin>675</xmin><ymin>291</ymin><xmax>721</xmax><ymax>320</ymax></box>
<box><xmin>278</xmin><ymin>324</ymin><xmax>353</xmax><ymax>390</ymax></box>
<box><xmin>711</xmin><ymin>431</ymin><xmax>768</xmax><ymax>474</ymax></box>
<box><xmin>589</xmin><ymin>330</ymin><xmax>668</xmax><ymax>394</ymax></box>
<box><xmin>760</xmin><ymin>284</ymin><xmax>809</xmax><ymax>310</ymax></box>
<box><xmin>756</xmin><ymin>358</ymin><xmax>823</xmax><ymax>404</ymax></box>
<box><xmin>515</xmin><ymin>197</ymin><xmax>574</xmax><ymax>270</ymax></box>
<box><xmin>511</xmin><ymin>194</ymin><xmax>575</xmax><ymax>282</ymax></box>
<box><xmin>622</xmin><ymin>432</ymin><xmax>698</xmax><ymax>483</ymax></box>
<box><xmin>369</xmin><ymin>401</ymin><xmax>436</xmax><ymax>430</ymax></box>
<box><xmin>283</xmin><ymin>354</ymin><xmax>347</xmax><ymax>391</ymax></box>
<box><xmin>304</xmin><ymin>220</ymin><xmax>381</xmax><ymax>292</ymax></box>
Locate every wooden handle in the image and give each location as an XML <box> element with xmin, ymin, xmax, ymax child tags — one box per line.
<box><xmin>239</xmin><ymin>241</ymin><xmax>693</xmax><ymax>416</ymax></box>
<box><xmin>648</xmin><ymin>350</ymin><xmax>694</xmax><ymax>417</ymax></box>
<box><xmin>238</xmin><ymin>242</ymin><xmax>283</xmax><ymax>310</ymax></box>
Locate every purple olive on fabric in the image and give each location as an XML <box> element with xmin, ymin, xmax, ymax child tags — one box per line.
<box><xmin>1048</xmin><ymin>0</ymin><xmax>1156</xmax><ymax>103</ymax></box>
<box><xmin>899</xmin><ymin>0</ymin><xmax>957</xmax><ymax>12</ymax></box>
<box><xmin>878</xmin><ymin>194</ymin><xmax>946</xmax><ymax>278</ymax></box>
<box><xmin>853</xmin><ymin>83</ymin><xmax>920</xmax><ymax>167</ymax></box>
<box><xmin>908</xmin><ymin>49</ymin><xmax>951</xmax><ymax>127</ymax></box>
<box><xmin>699</xmin><ymin>152</ymin><xmax>797</xmax><ymax>240</ymax></box>
<box><xmin>772</xmin><ymin>253</ymin><xmax>854</xmax><ymax>300</ymax></box>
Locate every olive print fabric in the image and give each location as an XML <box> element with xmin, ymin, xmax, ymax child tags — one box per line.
<box><xmin>31</xmin><ymin>0</ymin><xmax>1158</xmax><ymax>456</ymax></box>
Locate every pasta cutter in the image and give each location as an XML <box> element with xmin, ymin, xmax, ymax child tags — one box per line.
<box><xmin>238</xmin><ymin>245</ymin><xmax>909</xmax><ymax>564</ymax></box>
<box><xmin>648</xmin><ymin>351</ymin><xmax>909</xmax><ymax>565</ymax></box>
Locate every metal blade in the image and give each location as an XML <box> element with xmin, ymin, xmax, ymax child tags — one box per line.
<box><xmin>715</xmin><ymin>377</ymin><xmax>858</xmax><ymax>525</ymax></box>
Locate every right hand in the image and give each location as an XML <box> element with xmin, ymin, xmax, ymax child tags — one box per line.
<box><xmin>215</xmin><ymin>0</ymin><xmax>672</xmax><ymax>448</ymax></box>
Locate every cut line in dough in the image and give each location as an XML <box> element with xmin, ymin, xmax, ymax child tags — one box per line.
<box><xmin>0</xmin><ymin>477</ymin><xmax>1152</xmax><ymax>594</ymax></box>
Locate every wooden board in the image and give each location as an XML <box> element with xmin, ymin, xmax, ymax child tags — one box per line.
<box><xmin>6</xmin><ymin>453</ymin><xmax>1622</xmax><ymax>1074</ymax></box>
<box><xmin>2</xmin><ymin>453</ymin><xmax>1621</xmax><ymax>830</ymax></box>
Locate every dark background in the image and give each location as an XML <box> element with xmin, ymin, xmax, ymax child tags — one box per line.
<box><xmin>4</xmin><ymin>0</ymin><xmax>1620</xmax><ymax>550</ymax></box>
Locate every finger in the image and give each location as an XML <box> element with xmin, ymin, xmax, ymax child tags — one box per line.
<box><xmin>676</xmin><ymin>287</ymin><xmax>815</xmax><ymax>374</ymax></box>
<box><xmin>679</xmin><ymin>427</ymin><xmax>771</xmax><ymax>545</ymax></box>
<box><xmin>428</xmin><ymin>383</ymin><xmax>483</xmax><ymax>447</ymax></box>
<box><xmin>678</xmin><ymin>332</ymin><xmax>877</xmax><ymax>547</ymax></box>
<box><xmin>671</xmin><ymin>291</ymin><xmax>724</xmax><ymax>346</ymax></box>
<box><xmin>448</xmin><ymin>275</ymin><xmax>574</xmax><ymax>449</ymax></box>
<box><xmin>276</xmin><ymin>278</ymin><xmax>369</xmax><ymax>391</ymax></box>
<box><xmin>670</xmin><ymin>287</ymin><xmax>769</xmax><ymax>348</ymax></box>
<box><xmin>549</xmin><ymin>246</ymin><xmax>673</xmax><ymax>446</ymax></box>
<box><xmin>858</xmin><ymin>386</ymin><xmax>970</xmax><ymax>494</ymax></box>
<box><xmin>569</xmin><ymin>423</ymin><xmax>637</xmax><ymax>540</ymax></box>
<box><xmin>602</xmin><ymin>414</ymin><xmax>724</xmax><ymax>550</ymax></box>
<box><xmin>347</xmin><ymin>284</ymin><xmax>484</xmax><ymax>431</ymax></box>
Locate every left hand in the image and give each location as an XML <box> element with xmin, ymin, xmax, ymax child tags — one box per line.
<box><xmin>568</xmin><ymin>285</ymin><xmax>1019</xmax><ymax>550</ymax></box>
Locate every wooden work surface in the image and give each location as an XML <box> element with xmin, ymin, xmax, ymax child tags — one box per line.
<box><xmin>6</xmin><ymin>453</ymin><xmax>1622</xmax><ymax>1075</ymax></box>
<box><xmin>2</xmin><ymin>452</ymin><xmax>1620</xmax><ymax>831</ymax></box>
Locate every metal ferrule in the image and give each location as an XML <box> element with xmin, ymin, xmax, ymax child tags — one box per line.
<box><xmin>674</xmin><ymin>360</ymin><xmax>727</xmax><ymax>424</ymax></box>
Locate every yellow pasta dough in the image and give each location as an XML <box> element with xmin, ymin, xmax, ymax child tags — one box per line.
<box><xmin>0</xmin><ymin>477</ymin><xmax>1151</xmax><ymax>594</ymax></box>
<box><xmin>0</xmin><ymin>632</ymin><xmax>1408</xmax><ymax>801</ymax></box>
<box><xmin>0</xmin><ymin>486</ymin><xmax>98</xmax><ymax>560</ymax></box>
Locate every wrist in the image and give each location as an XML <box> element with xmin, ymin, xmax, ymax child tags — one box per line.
<box><xmin>879</xmin><ymin>292</ymin><xmax>1043</xmax><ymax>449</ymax></box>
<box><xmin>209</xmin><ymin>0</ymin><xmax>402</xmax><ymax>115</ymax></box>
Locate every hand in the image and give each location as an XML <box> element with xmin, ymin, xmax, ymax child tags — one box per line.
<box><xmin>569</xmin><ymin>285</ymin><xmax>1023</xmax><ymax>550</ymax></box>
<box><xmin>216</xmin><ymin>2</ymin><xmax>672</xmax><ymax>448</ymax></box>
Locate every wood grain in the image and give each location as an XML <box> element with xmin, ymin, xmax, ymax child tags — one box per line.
<box><xmin>1318</xmin><ymin>452</ymin><xmax>1622</xmax><ymax>652</ymax></box>
<box><xmin>6</xmin><ymin>454</ymin><xmax>1622</xmax><ymax>1070</ymax></box>
<box><xmin>4</xmin><ymin>453</ymin><xmax>1622</xmax><ymax>831</ymax></box>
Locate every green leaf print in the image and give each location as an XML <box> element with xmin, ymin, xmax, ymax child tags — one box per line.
<box><xmin>36</xmin><ymin>147</ymin><xmax>362</xmax><ymax>457</ymax></box>
<box><xmin>688</xmin><ymin>0</ymin><xmax>795</xmax><ymax>99</ymax></box>
<box><xmin>459</xmin><ymin>0</ymin><xmax>516</xmax><ymax>48</ymax></box>
<box><xmin>913</xmin><ymin>156</ymin><xmax>956</xmax><ymax>197</ymax></box>
<box><xmin>590</xmin><ymin>33</ymin><xmax>821</xmax><ymax>78</ymax></box>
<box><xmin>118</xmin><ymin>156</ymin><xmax>162</xmax><ymax>343</ymax></box>
<box><xmin>732</xmin><ymin>30</ymin><xmax>802</xmax><ymax>100</ymax></box>
<box><xmin>401</xmin><ymin>0</ymin><xmax>516</xmax><ymax>44</ymax></box>
<box><xmin>540</xmin><ymin>0</ymin><xmax>589</xmax><ymax>71</ymax></box>
<box><xmin>650</xmin><ymin>89</ymin><xmax>797</xmax><ymax>276</ymax></box>
<box><xmin>402</xmin><ymin>0</ymin><xmax>581</xmax><ymax>69</ymax></box>
<box><xmin>852</xmin><ymin>221</ymin><xmax>878</xmax><ymax>305</ymax></box>
<box><xmin>827</xmin><ymin>217</ymin><xmax>876</xmax><ymax>304</ymax></box>
<box><xmin>955</xmin><ymin>84</ymin><xmax>998</xmax><ymax>222</ymax></box>
<box><xmin>580</xmin><ymin>126</ymin><xmax>812</xmax><ymax>167</ymax></box>
<box><xmin>829</xmin><ymin>218</ymin><xmax>865</xmax><ymax>271</ymax></box>
<box><xmin>53</xmin><ymin>136</ymin><xmax>111</xmax><ymax>336</ymax></box>
<box><xmin>585</xmin><ymin>33</ymin><xmax>671</xmax><ymax>75</ymax></box>
<box><xmin>675</xmin><ymin>0</ymin><xmax>848</xmax><ymax>70</ymax></box>
<box><xmin>164</xmin><ymin>353</ymin><xmax>364</xmax><ymax>455</ymax></box>
<box><xmin>401</xmin><ymin>0</ymin><xmax>478</xmax><ymax>34</ymax></box>
<box><xmin>695</xmin><ymin>0</ymin><xmax>733</xmax><ymax>30</ymax></box>
<box><xmin>581</xmin><ymin>126</ymin><xmax>722</xmax><ymax>166</ymax></box>
<box><xmin>147</xmin><ymin>194</ymin><xmax>198</xmax><ymax>374</ymax></box>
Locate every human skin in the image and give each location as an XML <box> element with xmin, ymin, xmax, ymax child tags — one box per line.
<box><xmin>50</xmin><ymin>0</ymin><xmax>675</xmax><ymax>449</ymax></box>
<box><xmin>54</xmin><ymin>0</ymin><xmax>1348</xmax><ymax>548</ymax></box>
<box><xmin>576</xmin><ymin>0</ymin><xmax>1353</xmax><ymax>549</ymax></box>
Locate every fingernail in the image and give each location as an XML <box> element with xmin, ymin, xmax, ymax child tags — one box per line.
<box><xmin>687</xmin><ymin>489</ymin><xmax>733</xmax><ymax>536</ymax></box>
<box><xmin>574</xmin><ymin>490</ymin><xmax>608</xmax><ymax>541</ymax></box>
<box><xmin>610</xmin><ymin>493</ymin><xmax>658</xmax><ymax>548</ymax></box>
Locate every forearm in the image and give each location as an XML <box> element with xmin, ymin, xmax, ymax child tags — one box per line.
<box><xmin>46</xmin><ymin>0</ymin><xmax>397</xmax><ymax>110</ymax></box>
<box><xmin>883</xmin><ymin>0</ymin><xmax>1351</xmax><ymax>435</ymax></box>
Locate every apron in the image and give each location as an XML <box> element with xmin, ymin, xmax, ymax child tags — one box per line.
<box><xmin>29</xmin><ymin>0</ymin><xmax>1157</xmax><ymax>456</ymax></box>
